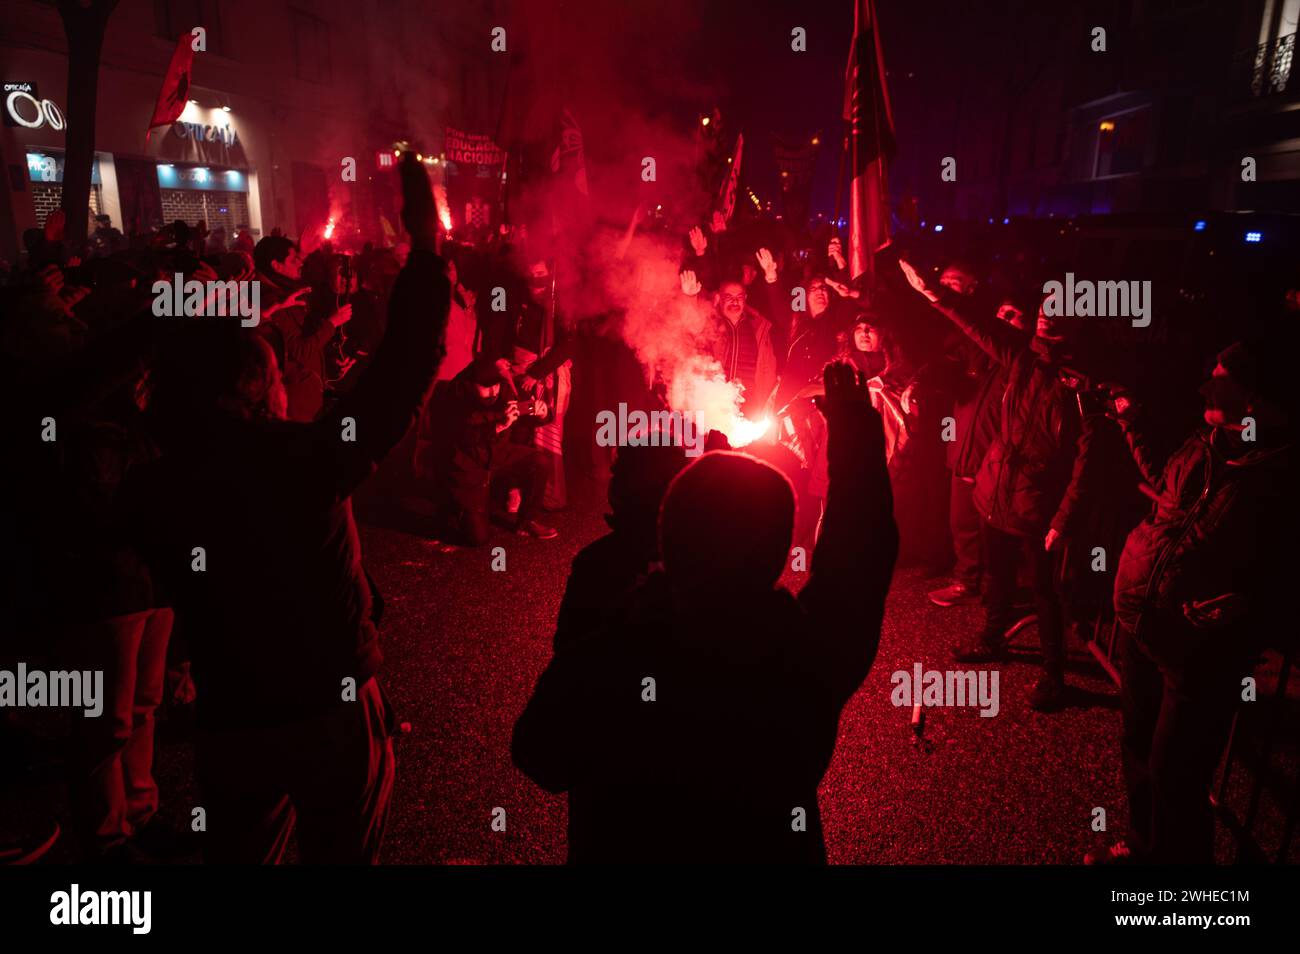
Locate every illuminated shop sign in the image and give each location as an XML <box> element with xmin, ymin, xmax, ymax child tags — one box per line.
<box><xmin>26</xmin><ymin>152</ymin><xmax>100</xmax><ymax>185</ymax></box>
<box><xmin>172</xmin><ymin>120</ymin><xmax>239</xmax><ymax>148</ymax></box>
<box><xmin>156</xmin><ymin>164</ymin><xmax>248</xmax><ymax>193</ymax></box>
<box><xmin>4</xmin><ymin>82</ymin><xmax>65</xmax><ymax>130</ymax></box>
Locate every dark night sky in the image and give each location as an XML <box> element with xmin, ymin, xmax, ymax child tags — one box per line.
<box><xmin>508</xmin><ymin>0</ymin><xmax>1036</xmax><ymax>224</ymax></box>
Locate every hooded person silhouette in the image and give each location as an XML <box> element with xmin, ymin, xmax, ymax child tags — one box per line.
<box><xmin>553</xmin><ymin>440</ymin><xmax>690</xmax><ymax>655</ymax></box>
<box><xmin>513</xmin><ymin>362</ymin><xmax>899</xmax><ymax>862</ymax></box>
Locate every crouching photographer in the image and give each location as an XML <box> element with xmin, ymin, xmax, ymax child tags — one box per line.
<box><xmin>424</xmin><ymin>358</ymin><xmax>560</xmax><ymax>545</ymax></box>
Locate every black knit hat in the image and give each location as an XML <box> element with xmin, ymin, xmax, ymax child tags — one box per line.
<box><xmin>1218</xmin><ymin>331</ymin><xmax>1297</xmax><ymax>417</ymax></box>
<box><xmin>469</xmin><ymin>359</ymin><xmax>502</xmax><ymax>387</ymax></box>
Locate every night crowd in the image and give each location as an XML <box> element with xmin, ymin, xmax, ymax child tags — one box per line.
<box><xmin>1</xmin><ymin>153</ymin><xmax>1296</xmax><ymax>866</ymax></box>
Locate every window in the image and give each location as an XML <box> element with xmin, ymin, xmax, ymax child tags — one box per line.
<box><xmin>1094</xmin><ymin>107</ymin><xmax>1151</xmax><ymax>178</ymax></box>
<box><xmin>154</xmin><ymin>0</ymin><xmax>227</xmax><ymax>57</ymax></box>
<box><xmin>291</xmin><ymin>9</ymin><xmax>332</xmax><ymax>83</ymax></box>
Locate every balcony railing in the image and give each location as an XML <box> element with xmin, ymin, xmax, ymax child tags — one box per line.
<box><xmin>1234</xmin><ymin>32</ymin><xmax>1296</xmax><ymax>98</ymax></box>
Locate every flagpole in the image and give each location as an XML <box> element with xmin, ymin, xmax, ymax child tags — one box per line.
<box><xmin>833</xmin><ymin>131</ymin><xmax>848</xmax><ymax>232</ymax></box>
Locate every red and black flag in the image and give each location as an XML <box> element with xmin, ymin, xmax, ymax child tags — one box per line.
<box><xmin>549</xmin><ymin>107</ymin><xmax>589</xmax><ymax>200</ymax></box>
<box><xmin>147</xmin><ymin>33</ymin><xmax>196</xmax><ymax>139</ymax></box>
<box><xmin>843</xmin><ymin>0</ymin><xmax>896</xmax><ymax>280</ymax></box>
<box><xmin>715</xmin><ymin>132</ymin><xmax>744</xmax><ymax>225</ymax></box>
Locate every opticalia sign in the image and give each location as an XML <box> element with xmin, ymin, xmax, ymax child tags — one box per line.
<box><xmin>172</xmin><ymin>120</ymin><xmax>239</xmax><ymax>148</ymax></box>
<box><xmin>4</xmin><ymin>82</ymin><xmax>65</xmax><ymax>131</ymax></box>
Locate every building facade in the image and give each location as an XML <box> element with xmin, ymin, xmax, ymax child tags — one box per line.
<box><xmin>0</xmin><ymin>0</ymin><xmax>507</xmax><ymax>261</ymax></box>
<box><xmin>887</xmin><ymin>0</ymin><xmax>1300</xmax><ymax>227</ymax></box>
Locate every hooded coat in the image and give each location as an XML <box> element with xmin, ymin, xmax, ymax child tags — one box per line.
<box><xmin>512</xmin><ymin>396</ymin><xmax>898</xmax><ymax>862</ymax></box>
<box><xmin>1113</xmin><ymin>419</ymin><xmax>1296</xmax><ymax>665</ymax></box>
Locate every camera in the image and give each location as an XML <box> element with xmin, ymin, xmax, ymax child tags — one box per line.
<box><xmin>1058</xmin><ymin>366</ymin><xmax>1119</xmax><ymax>418</ymax></box>
<box><xmin>1076</xmin><ymin>387</ymin><xmax>1116</xmax><ymax>418</ymax></box>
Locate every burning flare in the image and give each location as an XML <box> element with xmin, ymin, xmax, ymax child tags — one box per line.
<box><xmin>433</xmin><ymin>181</ymin><xmax>453</xmax><ymax>234</ymax></box>
<box><xmin>669</xmin><ymin>355</ymin><xmax>770</xmax><ymax>447</ymax></box>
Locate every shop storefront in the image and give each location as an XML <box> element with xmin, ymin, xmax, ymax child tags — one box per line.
<box><xmin>2</xmin><ymin>54</ymin><xmax>267</xmax><ymax>261</ymax></box>
<box><xmin>156</xmin><ymin>163</ymin><xmax>251</xmax><ymax>240</ymax></box>
<box><xmin>24</xmin><ymin>149</ymin><xmax>104</xmax><ymax>225</ymax></box>
<box><xmin>144</xmin><ymin>103</ymin><xmax>261</xmax><ymax>239</ymax></box>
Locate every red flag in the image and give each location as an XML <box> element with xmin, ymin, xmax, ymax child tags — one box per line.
<box><xmin>148</xmin><ymin>34</ymin><xmax>196</xmax><ymax>135</ymax></box>
<box><xmin>843</xmin><ymin>0</ymin><xmax>896</xmax><ymax>280</ymax></box>
<box><xmin>549</xmin><ymin>107</ymin><xmax>589</xmax><ymax>198</ymax></box>
<box><xmin>547</xmin><ymin>106</ymin><xmax>592</xmax><ymax>265</ymax></box>
<box><xmin>716</xmin><ymin>132</ymin><xmax>744</xmax><ymax>224</ymax></box>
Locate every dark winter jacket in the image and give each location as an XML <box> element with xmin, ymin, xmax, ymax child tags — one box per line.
<box><xmin>1113</xmin><ymin>418</ymin><xmax>1296</xmax><ymax>663</ymax></box>
<box><xmin>126</xmin><ymin>249</ymin><xmax>450</xmax><ymax>730</ymax></box>
<box><xmin>512</xmin><ymin>397</ymin><xmax>898</xmax><ymax>863</ymax></box>
<box><xmin>421</xmin><ymin>362</ymin><xmax>550</xmax><ymax>504</ymax></box>
<box><xmin>949</xmin><ymin>347</ymin><xmax>1007</xmax><ymax>480</ymax></box>
<box><xmin>930</xmin><ymin>291</ymin><xmax>1084</xmax><ymax>536</ymax></box>
<box><xmin>775</xmin><ymin>309</ymin><xmax>847</xmax><ymax>412</ymax></box>
<box><xmin>698</xmin><ymin>304</ymin><xmax>778</xmax><ymax>415</ymax></box>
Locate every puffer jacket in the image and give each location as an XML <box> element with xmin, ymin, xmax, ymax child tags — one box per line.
<box><xmin>698</xmin><ymin>303</ymin><xmax>779</xmax><ymax>415</ymax></box>
<box><xmin>930</xmin><ymin>292</ymin><xmax>1083</xmax><ymax>536</ymax></box>
<box><xmin>1113</xmin><ymin>420</ymin><xmax>1296</xmax><ymax>655</ymax></box>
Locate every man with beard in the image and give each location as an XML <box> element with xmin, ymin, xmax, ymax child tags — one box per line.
<box><xmin>1088</xmin><ymin>337</ymin><xmax>1297</xmax><ymax>864</ymax></box>
<box><xmin>682</xmin><ymin>269</ymin><xmax>778</xmax><ymax>420</ymax></box>
<box><xmin>425</xmin><ymin>358</ymin><xmax>558</xmax><ymax>544</ymax></box>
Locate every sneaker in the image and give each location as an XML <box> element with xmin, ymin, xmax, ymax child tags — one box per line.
<box><xmin>517</xmin><ymin>519</ymin><xmax>558</xmax><ymax>540</ymax></box>
<box><xmin>1029</xmin><ymin>676</ymin><xmax>1067</xmax><ymax>712</ymax></box>
<box><xmin>952</xmin><ymin>632</ymin><xmax>1008</xmax><ymax>662</ymax></box>
<box><xmin>1084</xmin><ymin>840</ymin><xmax>1135</xmax><ymax>865</ymax></box>
<box><xmin>929</xmin><ymin>581</ymin><xmax>980</xmax><ymax>607</ymax></box>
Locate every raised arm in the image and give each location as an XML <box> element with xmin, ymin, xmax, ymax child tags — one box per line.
<box><xmin>797</xmin><ymin>361</ymin><xmax>899</xmax><ymax>703</ymax></box>
<box><xmin>1116</xmin><ymin>409</ymin><xmax>1174</xmax><ymax>491</ymax></box>
<box><xmin>320</xmin><ymin>154</ymin><xmax>451</xmax><ymax>499</ymax></box>
<box><xmin>899</xmin><ymin>259</ymin><xmax>1029</xmax><ymax>369</ymax></box>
